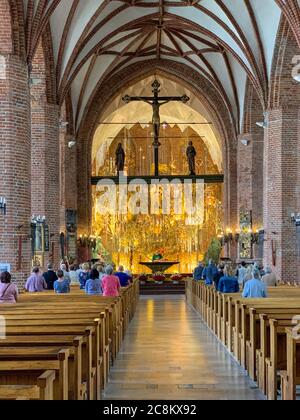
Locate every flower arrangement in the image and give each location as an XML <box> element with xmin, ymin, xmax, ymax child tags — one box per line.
<box><xmin>170</xmin><ymin>274</ymin><xmax>182</xmax><ymax>282</ymax></box>
<box><xmin>152</xmin><ymin>274</ymin><xmax>166</xmax><ymax>282</ymax></box>
<box><xmin>138</xmin><ymin>274</ymin><xmax>148</xmax><ymax>283</ymax></box>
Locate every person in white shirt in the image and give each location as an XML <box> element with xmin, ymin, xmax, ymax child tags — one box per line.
<box><xmin>69</xmin><ymin>265</ymin><xmax>80</xmax><ymax>285</ymax></box>
<box><xmin>60</xmin><ymin>263</ymin><xmax>70</xmax><ymax>283</ymax></box>
<box><xmin>242</xmin><ymin>269</ymin><xmax>268</xmax><ymax>298</ymax></box>
<box><xmin>237</xmin><ymin>261</ymin><xmax>247</xmax><ymax>287</ymax></box>
<box><xmin>244</xmin><ymin>265</ymin><xmax>254</xmax><ymax>284</ymax></box>
<box><xmin>262</xmin><ymin>267</ymin><xmax>277</xmax><ymax>287</ymax></box>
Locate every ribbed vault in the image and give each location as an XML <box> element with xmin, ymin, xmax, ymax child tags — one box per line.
<box><xmin>16</xmin><ymin>0</ymin><xmax>300</xmax><ymax>135</ymax></box>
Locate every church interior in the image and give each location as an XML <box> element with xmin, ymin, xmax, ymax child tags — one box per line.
<box><xmin>0</xmin><ymin>0</ymin><xmax>300</xmax><ymax>401</ymax></box>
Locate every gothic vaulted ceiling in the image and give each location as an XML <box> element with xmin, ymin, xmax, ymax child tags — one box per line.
<box><xmin>21</xmin><ymin>0</ymin><xmax>300</xmax><ymax>133</ymax></box>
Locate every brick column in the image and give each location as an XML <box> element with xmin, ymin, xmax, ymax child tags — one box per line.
<box><xmin>31</xmin><ymin>97</ymin><xmax>60</xmax><ymax>269</ymax></box>
<box><xmin>237</xmin><ymin>130</ymin><xmax>264</xmax><ymax>260</ymax></box>
<box><xmin>263</xmin><ymin>107</ymin><xmax>300</xmax><ymax>282</ymax></box>
<box><xmin>0</xmin><ymin>54</ymin><xmax>31</xmax><ymax>287</ymax></box>
<box><xmin>223</xmin><ymin>143</ymin><xmax>238</xmax><ymax>260</ymax></box>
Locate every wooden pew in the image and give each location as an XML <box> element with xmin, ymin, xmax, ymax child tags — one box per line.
<box><xmin>0</xmin><ymin>348</ymin><xmax>69</xmax><ymax>400</ymax></box>
<box><xmin>0</xmin><ymin>370</ymin><xmax>55</xmax><ymax>400</ymax></box>
<box><xmin>186</xmin><ymin>279</ymin><xmax>300</xmax><ymax>400</ymax></box>
<box><xmin>0</xmin><ymin>280</ymin><xmax>140</xmax><ymax>400</ymax></box>
<box><xmin>280</xmin><ymin>328</ymin><xmax>300</xmax><ymax>400</ymax></box>
<box><xmin>256</xmin><ymin>315</ymin><xmax>296</xmax><ymax>395</ymax></box>
<box><xmin>0</xmin><ymin>313</ymin><xmax>102</xmax><ymax>398</ymax></box>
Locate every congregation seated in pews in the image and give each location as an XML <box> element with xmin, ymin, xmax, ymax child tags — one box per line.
<box><xmin>187</xmin><ymin>266</ymin><xmax>300</xmax><ymax>400</ymax></box>
<box><xmin>193</xmin><ymin>260</ymin><xmax>274</xmax><ymax>298</ymax></box>
<box><xmin>0</xmin><ymin>261</ymin><xmax>139</xmax><ymax>400</ymax></box>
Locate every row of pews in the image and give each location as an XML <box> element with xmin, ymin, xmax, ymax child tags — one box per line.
<box><xmin>186</xmin><ymin>280</ymin><xmax>300</xmax><ymax>400</ymax></box>
<box><xmin>0</xmin><ymin>280</ymin><xmax>139</xmax><ymax>400</ymax></box>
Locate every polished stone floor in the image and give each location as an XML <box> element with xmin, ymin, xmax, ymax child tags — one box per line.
<box><xmin>103</xmin><ymin>296</ymin><xmax>265</xmax><ymax>400</ymax></box>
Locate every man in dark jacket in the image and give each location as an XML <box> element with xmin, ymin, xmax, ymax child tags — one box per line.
<box><xmin>193</xmin><ymin>262</ymin><xmax>205</xmax><ymax>281</ymax></box>
<box><xmin>213</xmin><ymin>264</ymin><xmax>225</xmax><ymax>290</ymax></box>
<box><xmin>43</xmin><ymin>263</ymin><xmax>58</xmax><ymax>290</ymax></box>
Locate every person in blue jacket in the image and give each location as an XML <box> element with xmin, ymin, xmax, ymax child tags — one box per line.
<box><xmin>202</xmin><ymin>260</ymin><xmax>218</xmax><ymax>285</ymax></box>
<box><xmin>218</xmin><ymin>265</ymin><xmax>240</xmax><ymax>294</ymax></box>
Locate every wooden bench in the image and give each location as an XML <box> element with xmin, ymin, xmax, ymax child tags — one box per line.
<box><xmin>186</xmin><ymin>279</ymin><xmax>300</xmax><ymax>400</ymax></box>
<box><xmin>0</xmin><ymin>370</ymin><xmax>55</xmax><ymax>400</ymax></box>
<box><xmin>0</xmin><ymin>280</ymin><xmax>139</xmax><ymax>400</ymax></box>
<box><xmin>0</xmin><ymin>347</ymin><xmax>70</xmax><ymax>400</ymax></box>
<box><xmin>0</xmin><ymin>310</ymin><xmax>105</xmax><ymax>397</ymax></box>
<box><xmin>280</xmin><ymin>328</ymin><xmax>300</xmax><ymax>400</ymax></box>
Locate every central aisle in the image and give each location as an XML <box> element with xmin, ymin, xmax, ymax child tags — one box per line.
<box><xmin>104</xmin><ymin>296</ymin><xmax>265</xmax><ymax>400</ymax></box>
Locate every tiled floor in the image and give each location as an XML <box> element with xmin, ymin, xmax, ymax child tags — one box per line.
<box><xmin>103</xmin><ymin>295</ymin><xmax>265</xmax><ymax>400</ymax></box>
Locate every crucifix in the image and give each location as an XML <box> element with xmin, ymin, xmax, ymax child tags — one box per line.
<box><xmin>122</xmin><ymin>79</ymin><xmax>190</xmax><ymax>176</ymax></box>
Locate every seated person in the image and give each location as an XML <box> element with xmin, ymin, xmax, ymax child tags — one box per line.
<box><xmin>54</xmin><ymin>270</ymin><xmax>70</xmax><ymax>294</ymax></box>
<box><xmin>43</xmin><ymin>263</ymin><xmax>58</xmax><ymax>290</ymax></box>
<box><xmin>60</xmin><ymin>263</ymin><xmax>71</xmax><ymax>283</ymax></box>
<box><xmin>79</xmin><ymin>263</ymin><xmax>90</xmax><ymax>289</ymax></box>
<box><xmin>0</xmin><ymin>271</ymin><xmax>18</xmax><ymax>304</ymax></box>
<box><xmin>214</xmin><ymin>264</ymin><xmax>225</xmax><ymax>290</ymax></box>
<box><xmin>115</xmin><ymin>265</ymin><xmax>131</xmax><ymax>287</ymax></box>
<box><xmin>85</xmin><ymin>268</ymin><xmax>102</xmax><ymax>296</ymax></box>
<box><xmin>102</xmin><ymin>265</ymin><xmax>121</xmax><ymax>297</ymax></box>
<box><xmin>193</xmin><ymin>261</ymin><xmax>205</xmax><ymax>281</ymax></box>
<box><xmin>218</xmin><ymin>265</ymin><xmax>239</xmax><ymax>293</ymax></box>
<box><xmin>69</xmin><ymin>265</ymin><xmax>80</xmax><ymax>285</ymax></box>
<box><xmin>202</xmin><ymin>260</ymin><xmax>218</xmax><ymax>285</ymax></box>
<box><xmin>25</xmin><ymin>267</ymin><xmax>47</xmax><ymax>292</ymax></box>
<box><xmin>242</xmin><ymin>268</ymin><xmax>268</xmax><ymax>298</ymax></box>
<box><xmin>237</xmin><ymin>261</ymin><xmax>247</xmax><ymax>287</ymax></box>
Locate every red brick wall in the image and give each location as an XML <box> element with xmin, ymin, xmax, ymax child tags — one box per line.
<box><xmin>0</xmin><ymin>54</ymin><xmax>31</xmax><ymax>288</ymax></box>
<box><xmin>263</xmin><ymin>21</ymin><xmax>300</xmax><ymax>282</ymax></box>
<box><xmin>237</xmin><ymin>82</ymin><xmax>264</xmax><ymax>260</ymax></box>
<box><xmin>31</xmin><ymin>42</ymin><xmax>60</xmax><ymax>270</ymax></box>
<box><xmin>59</xmin><ymin>102</ymin><xmax>78</xmax><ymax>231</ymax></box>
<box><xmin>0</xmin><ymin>0</ymin><xmax>12</xmax><ymax>53</ymax></box>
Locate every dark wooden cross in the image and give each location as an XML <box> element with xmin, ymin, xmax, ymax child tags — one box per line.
<box><xmin>122</xmin><ymin>79</ymin><xmax>190</xmax><ymax>176</ymax></box>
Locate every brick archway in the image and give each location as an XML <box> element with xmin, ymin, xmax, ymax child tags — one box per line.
<box><xmin>76</xmin><ymin>59</ymin><xmax>238</xmax><ymax>252</ymax></box>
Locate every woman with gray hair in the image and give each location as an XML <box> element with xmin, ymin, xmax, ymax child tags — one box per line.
<box><xmin>262</xmin><ymin>267</ymin><xmax>277</xmax><ymax>287</ymax></box>
<box><xmin>242</xmin><ymin>268</ymin><xmax>268</xmax><ymax>298</ymax></box>
<box><xmin>101</xmin><ymin>265</ymin><xmax>121</xmax><ymax>297</ymax></box>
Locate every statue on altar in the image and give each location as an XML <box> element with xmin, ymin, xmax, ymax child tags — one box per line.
<box><xmin>186</xmin><ymin>141</ymin><xmax>197</xmax><ymax>176</ymax></box>
<box><xmin>115</xmin><ymin>143</ymin><xmax>125</xmax><ymax>173</ymax></box>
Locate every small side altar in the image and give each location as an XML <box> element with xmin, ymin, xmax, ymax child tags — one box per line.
<box><xmin>139</xmin><ymin>261</ymin><xmax>179</xmax><ymax>274</ymax></box>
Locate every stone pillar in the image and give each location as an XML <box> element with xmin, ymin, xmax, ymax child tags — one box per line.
<box><xmin>263</xmin><ymin>107</ymin><xmax>300</xmax><ymax>282</ymax></box>
<box><xmin>0</xmin><ymin>54</ymin><xmax>31</xmax><ymax>287</ymax></box>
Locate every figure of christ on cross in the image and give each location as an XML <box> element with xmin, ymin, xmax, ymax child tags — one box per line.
<box><xmin>122</xmin><ymin>79</ymin><xmax>190</xmax><ymax>176</ymax></box>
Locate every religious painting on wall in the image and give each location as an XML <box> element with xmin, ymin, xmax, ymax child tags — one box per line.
<box><xmin>239</xmin><ymin>210</ymin><xmax>252</xmax><ymax>260</ymax></box>
<box><xmin>31</xmin><ymin>222</ymin><xmax>50</xmax><ymax>267</ymax></box>
<box><xmin>66</xmin><ymin>209</ymin><xmax>78</xmax><ymax>261</ymax></box>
